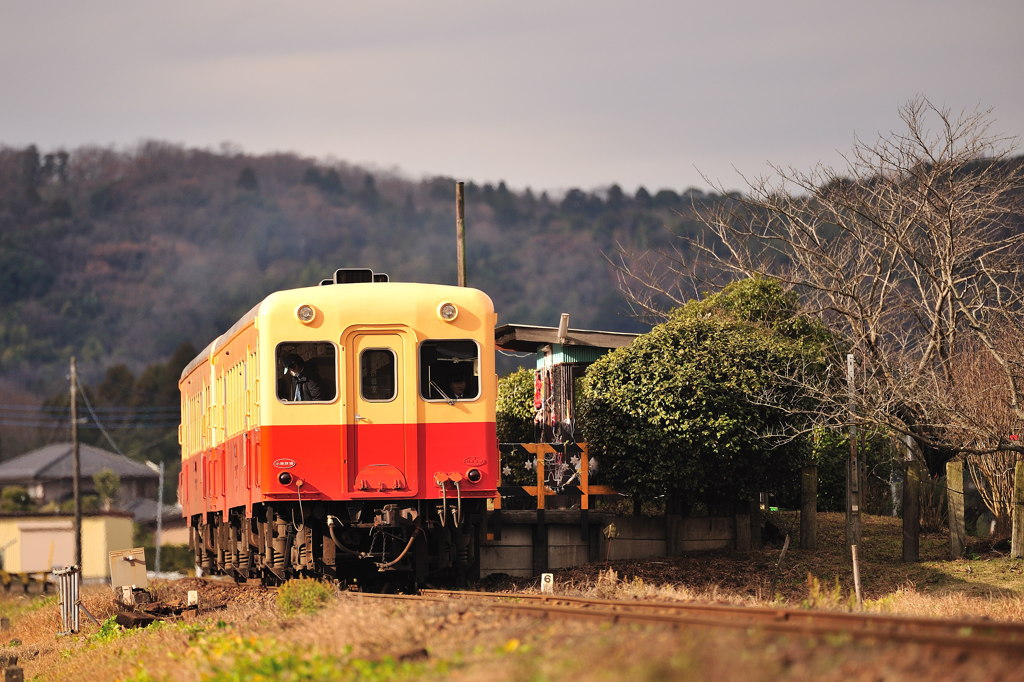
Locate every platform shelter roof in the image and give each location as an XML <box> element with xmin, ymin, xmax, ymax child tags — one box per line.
<box><xmin>494</xmin><ymin>323</ymin><xmax>638</xmax><ymax>354</ymax></box>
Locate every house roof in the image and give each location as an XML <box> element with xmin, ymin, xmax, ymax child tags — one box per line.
<box><xmin>0</xmin><ymin>443</ymin><xmax>159</xmax><ymax>483</ymax></box>
<box><xmin>122</xmin><ymin>498</ymin><xmax>182</xmax><ymax>525</ymax></box>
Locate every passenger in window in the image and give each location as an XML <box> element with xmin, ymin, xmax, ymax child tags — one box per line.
<box><xmin>283</xmin><ymin>353</ymin><xmax>322</xmax><ymax>401</ymax></box>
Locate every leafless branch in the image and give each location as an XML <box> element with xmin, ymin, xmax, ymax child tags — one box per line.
<box><xmin>616</xmin><ymin>97</ymin><xmax>1024</xmax><ymax>474</ymax></box>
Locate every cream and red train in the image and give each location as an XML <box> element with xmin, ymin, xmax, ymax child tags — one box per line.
<box><xmin>178</xmin><ymin>269</ymin><xmax>498</xmax><ymax>588</ymax></box>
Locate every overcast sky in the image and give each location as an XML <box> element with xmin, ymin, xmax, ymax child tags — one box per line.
<box><xmin>2</xmin><ymin>1</ymin><xmax>1021</xmax><ymax>195</ymax></box>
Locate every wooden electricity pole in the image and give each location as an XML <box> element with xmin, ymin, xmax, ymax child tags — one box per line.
<box><xmin>456</xmin><ymin>181</ymin><xmax>466</xmax><ymax>287</ymax></box>
<box><xmin>70</xmin><ymin>357</ymin><xmax>82</xmax><ymax>580</ymax></box>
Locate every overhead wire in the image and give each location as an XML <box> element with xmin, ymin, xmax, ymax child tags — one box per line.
<box><xmin>75</xmin><ymin>374</ymin><xmax>127</xmax><ymax>457</ymax></box>
<box><xmin>0</xmin><ymin>401</ymin><xmax>179</xmax><ymax>429</ymax></box>
<box><xmin>0</xmin><ymin>403</ymin><xmax>178</xmax><ymax>415</ymax></box>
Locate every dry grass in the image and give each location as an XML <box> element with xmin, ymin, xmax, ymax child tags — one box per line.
<box><xmin>1</xmin><ymin>513</ymin><xmax>1022</xmax><ymax>680</ymax></box>
<box><xmin>517</xmin><ymin>513</ymin><xmax>1024</xmax><ymax>622</ymax></box>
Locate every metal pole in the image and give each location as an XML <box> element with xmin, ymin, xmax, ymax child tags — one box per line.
<box><xmin>846</xmin><ymin>353</ymin><xmax>861</xmax><ymax>546</ymax></box>
<box><xmin>456</xmin><ymin>181</ymin><xmax>466</xmax><ymax>287</ymax></box>
<box><xmin>851</xmin><ymin>544</ymin><xmax>863</xmax><ymax>607</ymax></box>
<box><xmin>846</xmin><ymin>353</ymin><xmax>863</xmax><ymax>607</ymax></box>
<box><xmin>70</xmin><ymin>357</ymin><xmax>82</xmax><ymax>584</ymax></box>
<box><xmin>156</xmin><ymin>461</ymin><xmax>164</xmax><ymax>573</ymax></box>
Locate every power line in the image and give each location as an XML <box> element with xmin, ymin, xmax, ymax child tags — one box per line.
<box><xmin>76</xmin><ymin>374</ymin><xmax>126</xmax><ymax>457</ymax></box>
<box><xmin>0</xmin><ymin>399</ymin><xmax>179</xmax><ymax>430</ymax></box>
<box><xmin>0</xmin><ymin>403</ymin><xmax>178</xmax><ymax>414</ymax></box>
<box><xmin>0</xmin><ymin>418</ymin><xmax>179</xmax><ymax>429</ymax></box>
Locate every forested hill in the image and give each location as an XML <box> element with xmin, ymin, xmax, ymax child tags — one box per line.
<box><xmin>0</xmin><ymin>142</ymin><xmax>722</xmax><ymax>394</ymax></box>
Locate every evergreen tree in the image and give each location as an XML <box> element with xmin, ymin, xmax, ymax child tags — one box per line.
<box><xmin>237</xmin><ymin>167</ymin><xmax>259</xmax><ymax>192</ymax></box>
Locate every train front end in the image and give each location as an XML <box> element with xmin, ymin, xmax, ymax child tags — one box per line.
<box><xmin>180</xmin><ymin>273</ymin><xmax>499</xmax><ymax>588</ymax></box>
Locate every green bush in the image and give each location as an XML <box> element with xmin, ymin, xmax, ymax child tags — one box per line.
<box><xmin>497</xmin><ymin>367</ymin><xmax>537</xmax><ymax>443</ymax></box>
<box><xmin>276</xmin><ymin>578</ymin><xmax>335</xmax><ymax>616</ymax></box>
<box><xmin>189</xmin><ymin>635</ymin><xmax>438</xmax><ymax>682</ymax></box>
<box><xmin>89</xmin><ymin>616</ymin><xmax>128</xmax><ymax>645</ymax></box>
<box><xmin>580</xmin><ymin>278</ymin><xmax>830</xmax><ymax>510</ymax></box>
<box><xmin>0</xmin><ymin>486</ymin><xmax>35</xmax><ymax>512</ymax></box>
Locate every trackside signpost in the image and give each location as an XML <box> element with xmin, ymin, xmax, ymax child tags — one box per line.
<box><xmin>847</xmin><ymin>353</ymin><xmax>863</xmax><ymax>606</ymax></box>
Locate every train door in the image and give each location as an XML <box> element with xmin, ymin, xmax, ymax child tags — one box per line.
<box><xmin>345</xmin><ymin>333</ymin><xmax>414</xmax><ymax>495</ymax></box>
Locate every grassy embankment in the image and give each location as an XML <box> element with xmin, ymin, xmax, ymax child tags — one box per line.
<box><xmin>0</xmin><ymin>513</ymin><xmax>1021</xmax><ymax>681</ymax></box>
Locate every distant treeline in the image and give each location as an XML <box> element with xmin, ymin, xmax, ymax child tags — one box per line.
<box><xmin>0</xmin><ymin>141</ymin><xmax>731</xmax><ymax>394</ymax></box>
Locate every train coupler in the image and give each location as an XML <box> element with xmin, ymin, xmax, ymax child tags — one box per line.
<box><xmin>373</xmin><ymin>504</ymin><xmax>418</xmax><ymax>527</ymax></box>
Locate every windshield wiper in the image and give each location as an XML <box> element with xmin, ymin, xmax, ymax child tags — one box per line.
<box><xmin>429</xmin><ymin>380</ymin><xmax>456</xmax><ymax>405</ymax></box>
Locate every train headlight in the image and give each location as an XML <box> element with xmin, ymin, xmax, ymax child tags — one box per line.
<box><xmin>437</xmin><ymin>302</ymin><xmax>459</xmax><ymax>322</ymax></box>
<box><xmin>466</xmin><ymin>468</ymin><xmax>482</xmax><ymax>483</ymax></box>
<box><xmin>295</xmin><ymin>304</ymin><xmax>316</xmax><ymax>324</ymax></box>
<box><xmin>278</xmin><ymin>472</ymin><xmax>293</xmax><ymax>485</ymax></box>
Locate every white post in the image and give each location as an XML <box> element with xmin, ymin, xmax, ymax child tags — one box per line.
<box><xmin>55</xmin><ymin>565</ymin><xmax>81</xmax><ymax>634</ymax></box>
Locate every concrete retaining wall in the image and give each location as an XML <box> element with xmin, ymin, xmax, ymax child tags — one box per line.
<box><xmin>480</xmin><ymin>510</ymin><xmax>750</xmax><ymax>578</ymax></box>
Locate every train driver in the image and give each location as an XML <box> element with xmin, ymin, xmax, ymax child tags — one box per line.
<box><xmin>449</xmin><ymin>376</ymin><xmax>468</xmax><ymax>399</ymax></box>
<box><xmin>283</xmin><ymin>353</ymin><xmax>322</xmax><ymax>401</ymax></box>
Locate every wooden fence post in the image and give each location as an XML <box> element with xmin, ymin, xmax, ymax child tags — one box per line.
<box><xmin>902</xmin><ymin>435</ymin><xmax>920</xmax><ymax>562</ymax></box>
<box><xmin>800</xmin><ymin>465</ymin><xmax>817</xmax><ymax>550</ymax></box>
<box><xmin>750</xmin><ymin>498</ymin><xmax>762</xmax><ymax>551</ymax></box>
<box><xmin>735</xmin><ymin>511</ymin><xmax>751</xmax><ymax>553</ymax></box>
<box><xmin>946</xmin><ymin>460</ymin><xmax>966</xmax><ymax>559</ymax></box>
<box><xmin>1012</xmin><ymin>459</ymin><xmax>1024</xmax><ymax>559</ymax></box>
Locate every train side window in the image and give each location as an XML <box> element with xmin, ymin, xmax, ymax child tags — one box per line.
<box><xmin>276</xmin><ymin>342</ymin><xmax>337</xmax><ymax>402</ymax></box>
<box><xmin>360</xmin><ymin>348</ymin><xmax>396</xmax><ymax>402</ymax></box>
<box><xmin>420</xmin><ymin>340</ymin><xmax>479</xmax><ymax>401</ymax></box>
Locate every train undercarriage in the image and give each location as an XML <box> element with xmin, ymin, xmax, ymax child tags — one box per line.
<box><xmin>189</xmin><ymin>498</ymin><xmax>485</xmax><ymax>592</ymax></box>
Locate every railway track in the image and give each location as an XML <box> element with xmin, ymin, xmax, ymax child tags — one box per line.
<box><xmin>355</xmin><ymin>589</ymin><xmax>1024</xmax><ymax>656</ymax></box>
<box><xmin>182</xmin><ymin>579</ymin><xmax>1024</xmax><ymax>657</ymax></box>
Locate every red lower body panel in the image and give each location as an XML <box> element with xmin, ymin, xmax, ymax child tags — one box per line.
<box><xmin>181</xmin><ymin>421</ymin><xmax>497</xmax><ymax>519</ymax></box>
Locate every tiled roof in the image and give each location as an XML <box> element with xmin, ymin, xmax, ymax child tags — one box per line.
<box><xmin>122</xmin><ymin>498</ymin><xmax>182</xmax><ymax>524</ymax></box>
<box><xmin>0</xmin><ymin>443</ymin><xmax>159</xmax><ymax>482</ymax></box>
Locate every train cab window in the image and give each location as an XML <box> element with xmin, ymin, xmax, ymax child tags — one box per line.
<box><xmin>420</xmin><ymin>340</ymin><xmax>479</xmax><ymax>401</ymax></box>
<box><xmin>277</xmin><ymin>342</ymin><xmax>337</xmax><ymax>402</ymax></box>
<box><xmin>360</xmin><ymin>349</ymin><xmax>396</xmax><ymax>401</ymax></box>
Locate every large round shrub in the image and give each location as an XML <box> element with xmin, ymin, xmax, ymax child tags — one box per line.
<box><xmin>580</xmin><ymin>278</ymin><xmax>828</xmax><ymax>510</ymax></box>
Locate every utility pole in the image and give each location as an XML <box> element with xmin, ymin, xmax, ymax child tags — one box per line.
<box><xmin>456</xmin><ymin>181</ymin><xmax>466</xmax><ymax>287</ymax></box>
<box><xmin>70</xmin><ymin>357</ymin><xmax>82</xmax><ymax>582</ymax></box>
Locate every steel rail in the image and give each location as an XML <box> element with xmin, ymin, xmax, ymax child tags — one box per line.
<box><xmin>410</xmin><ymin>589</ymin><xmax>1024</xmax><ymax>655</ymax></box>
<box><xmin>188</xmin><ymin>581</ymin><xmax>1024</xmax><ymax>655</ymax></box>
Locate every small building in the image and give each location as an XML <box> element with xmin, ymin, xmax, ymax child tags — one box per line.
<box><xmin>0</xmin><ymin>442</ymin><xmax>159</xmax><ymax>510</ymax></box>
<box><xmin>495</xmin><ymin>320</ymin><xmax>638</xmax><ymax>442</ymax></box>
<box><xmin>0</xmin><ymin>512</ymin><xmax>134</xmax><ymax>580</ymax></box>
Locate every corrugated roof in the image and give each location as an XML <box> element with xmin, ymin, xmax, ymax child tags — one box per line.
<box><xmin>494</xmin><ymin>323</ymin><xmax>639</xmax><ymax>353</ymax></box>
<box><xmin>0</xmin><ymin>443</ymin><xmax>159</xmax><ymax>482</ymax></box>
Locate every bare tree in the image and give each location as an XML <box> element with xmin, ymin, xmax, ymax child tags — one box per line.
<box><xmin>948</xmin><ymin>331</ymin><xmax>1024</xmax><ymax>537</ymax></box>
<box><xmin>617</xmin><ymin>98</ymin><xmax>1024</xmax><ymax>474</ymax></box>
